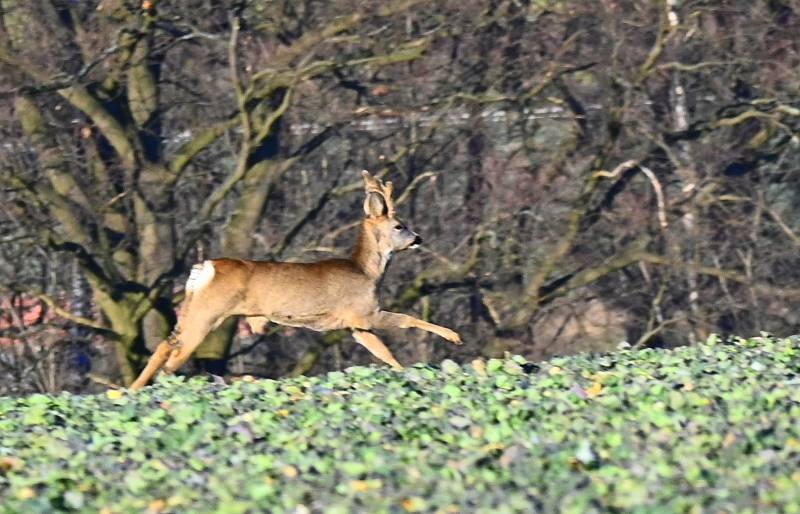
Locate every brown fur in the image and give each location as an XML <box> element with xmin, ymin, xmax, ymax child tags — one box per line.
<box><xmin>129</xmin><ymin>171</ymin><xmax>461</xmax><ymax>390</ymax></box>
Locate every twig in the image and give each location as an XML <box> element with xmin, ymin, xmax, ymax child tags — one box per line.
<box><xmin>592</xmin><ymin>159</ymin><xmax>639</xmax><ymax>180</ymax></box>
<box><xmin>639</xmin><ymin>165</ymin><xmax>668</xmax><ymax>230</ymax></box>
<box><xmin>718</xmin><ymin>194</ymin><xmax>800</xmax><ymax>248</ymax></box>
<box><xmin>632</xmin><ymin>317</ymin><xmax>682</xmax><ymax>348</ymax></box>
<box><xmin>88</xmin><ymin>373</ymin><xmax>122</xmax><ymax>389</ymax></box>
<box><xmin>394</xmin><ymin>171</ymin><xmax>437</xmax><ymax>206</ymax></box>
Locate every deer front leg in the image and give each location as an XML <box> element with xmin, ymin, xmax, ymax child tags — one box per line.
<box><xmin>246</xmin><ymin>316</ymin><xmax>269</xmax><ymax>334</ymax></box>
<box><xmin>352</xmin><ymin>330</ymin><xmax>403</xmax><ymax>369</ymax></box>
<box><xmin>374</xmin><ymin>311</ymin><xmax>462</xmax><ymax>345</ymax></box>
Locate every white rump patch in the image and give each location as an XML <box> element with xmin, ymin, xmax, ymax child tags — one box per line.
<box><xmin>185</xmin><ymin>260</ymin><xmax>215</xmax><ymax>293</ymax></box>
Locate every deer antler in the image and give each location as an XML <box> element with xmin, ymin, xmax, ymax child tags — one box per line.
<box><xmin>362</xmin><ymin>170</ymin><xmax>395</xmax><ymax>217</ymax></box>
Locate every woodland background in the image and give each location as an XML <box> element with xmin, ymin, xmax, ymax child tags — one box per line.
<box><xmin>1</xmin><ymin>0</ymin><xmax>798</xmax><ymax>394</ymax></box>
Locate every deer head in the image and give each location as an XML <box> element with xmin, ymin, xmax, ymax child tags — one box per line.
<box><xmin>361</xmin><ymin>170</ymin><xmax>421</xmax><ymax>255</ymax></box>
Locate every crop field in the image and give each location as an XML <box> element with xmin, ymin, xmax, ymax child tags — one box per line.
<box><xmin>1</xmin><ymin>336</ymin><xmax>799</xmax><ymax>513</ymax></box>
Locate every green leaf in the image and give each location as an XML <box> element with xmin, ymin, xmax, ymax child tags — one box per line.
<box><xmin>442</xmin><ymin>384</ymin><xmax>461</xmax><ymax>398</ymax></box>
<box><xmin>62</xmin><ymin>490</ymin><xmax>85</xmax><ymax>510</ymax></box>
<box><xmin>2</xmin><ymin>337</ymin><xmax>799</xmax><ymax>513</ymax></box>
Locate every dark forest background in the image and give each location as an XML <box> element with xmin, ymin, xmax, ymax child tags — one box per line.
<box><xmin>1</xmin><ymin>0</ymin><xmax>799</xmax><ymax>394</ymax></box>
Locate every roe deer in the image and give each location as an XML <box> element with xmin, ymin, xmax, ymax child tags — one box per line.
<box><xmin>130</xmin><ymin>170</ymin><xmax>461</xmax><ymax>389</ymax></box>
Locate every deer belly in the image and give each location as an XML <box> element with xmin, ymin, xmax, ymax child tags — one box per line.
<box><xmin>269</xmin><ymin>313</ymin><xmax>347</xmax><ymax>332</ymax></box>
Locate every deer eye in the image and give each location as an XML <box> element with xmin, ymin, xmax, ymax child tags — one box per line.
<box><xmin>394</xmin><ymin>224</ymin><xmax>404</xmax><ymax>231</ymax></box>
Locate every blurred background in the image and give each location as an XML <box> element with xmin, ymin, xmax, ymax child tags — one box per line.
<box><xmin>1</xmin><ymin>0</ymin><xmax>798</xmax><ymax>394</ymax></box>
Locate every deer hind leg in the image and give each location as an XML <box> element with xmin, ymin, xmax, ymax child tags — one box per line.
<box><xmin>129</xmin><ymin>336</ymin><xmax>179</xmax><ymax>390</ymax></box>
<box><xmin>129</xmin><ymin>310</ymin><xmax>222</xmax><ymax>390</ymax></box>
<box><xmin>352</xmin><ymin>330</ymin><xmax>403</xmax><ymax>369</ymax></box>
<box><xmin>160</xmin><ymin>310</ymin><xmax>226</xmax><ymax>375</ymax></box>
<box><xmin>130</xmin><ymin>261</ymin><xmax>233</xmax><ymax>389</ymax></box>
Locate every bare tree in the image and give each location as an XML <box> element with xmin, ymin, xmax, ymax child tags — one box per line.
<box><xmin>1</xmin><ymin>0</ymin><xmax>799</xmax><ymax>390</ymax></box>
<box><xmin>0</xmin><ymin>0</ymin><xmax>437</xmax><ymax>384</ymax></box>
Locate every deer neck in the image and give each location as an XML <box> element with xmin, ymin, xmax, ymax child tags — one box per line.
<box><xmin>351</xmin><ymin>221</ymin><xmax>392</xmax><ymax>281</ymax></box>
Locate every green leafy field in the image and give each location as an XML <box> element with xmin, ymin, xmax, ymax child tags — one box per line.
<box><xmin>1</xmin><ymin>336</ymin><xmax>799</xmax><ymax>513</ymax></box>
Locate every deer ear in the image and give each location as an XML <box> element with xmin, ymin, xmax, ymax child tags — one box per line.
<box><xmin>364</xmin><ymin>192</ymin><xmax>388</xmax><ymax>217</ymax></box>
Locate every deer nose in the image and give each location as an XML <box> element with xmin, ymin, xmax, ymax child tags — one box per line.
<box><xmin>412</xmin><ymin>235</ymin><xmax>423</xmax><ymax>247</ymax></box>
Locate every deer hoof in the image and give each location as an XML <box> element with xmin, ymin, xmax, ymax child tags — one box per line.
<box><xmin>442</xmin><ymin>329</ymin><xmax>462</xmax><ymax>345</ymax></box>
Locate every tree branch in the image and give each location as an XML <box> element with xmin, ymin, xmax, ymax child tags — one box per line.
<box><xmin>35</xmin><ymin>293</ymin><xmax>119</xmax><ymax>338</ymax></box>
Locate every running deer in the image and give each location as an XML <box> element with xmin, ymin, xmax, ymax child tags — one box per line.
<box><xmin>130</xmin><ymin>171</ymin><xmax>461</xmax><ymax>389</ymax></box>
